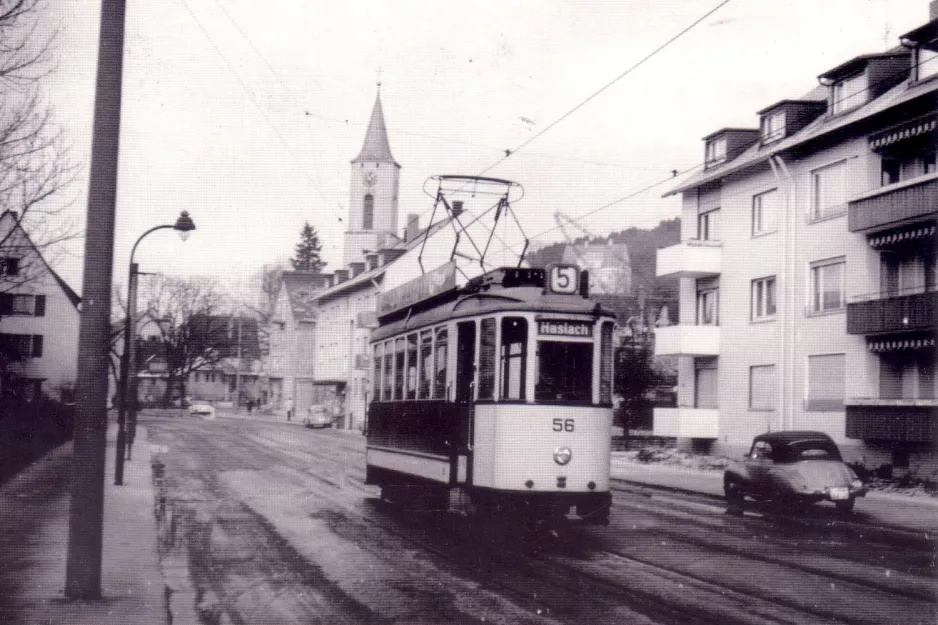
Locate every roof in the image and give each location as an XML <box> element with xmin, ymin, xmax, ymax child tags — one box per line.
<box><xmin>755</xmin><ymin>98</ymin><xmax>826</xmax><ymax>116</ymax></box>
<box><xmin>754</xmin><ymin>431</ymin><xmax>835</xmax><ymax>445</ymax></box>
<box><xmin>351</xmin><ymin>91</ymin><xmax>399</xmax><ymax>167</ymax></box>
<box><xmin>665</xmin><ymin>77</ymin><xmax>938</xmax><ymax>197</ymax></box>
<box><xmin>701</xmin><ymin>127</ymin><xmax>760</xmax><ymax>141</ymax></box>
<box><xmin>0</xmin><ymin>211</ymin><xmax>81</xmax><ymax>309</ymax></box>
<box><xmin>900</xmin><ymin>17</ymin><xmax>938</xmax><ymax>44</ymax></box>
<box><xmin>280</xmin><ymin>271</ymin><xmax>328</xmax><ymax>321</ymax></box>
<box><xmin>817</xmin><ymin>51</ymin><xmax>909</xmax><ymax>83</ymax></box>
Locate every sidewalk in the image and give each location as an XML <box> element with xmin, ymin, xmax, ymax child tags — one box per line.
<box><xmin>611</xmin><ymin>453</ymin><xmax>938</xmax><ymax>539</ymax></box>
<box><xmin>0</xmin><ymin>424</ymin><xmax>166</xmax><ymax>625</ymax></box>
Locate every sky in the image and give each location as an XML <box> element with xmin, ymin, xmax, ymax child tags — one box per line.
<box><xmin>40</xmin><ymin>0</ymin><xmax>932</xmax><ymax>300</ymax></box>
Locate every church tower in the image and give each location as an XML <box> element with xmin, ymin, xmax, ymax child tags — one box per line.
<box><xmin>344</xmin><ymin>88</ymin><xmax>401</xmax><ymax>267</ymax></box>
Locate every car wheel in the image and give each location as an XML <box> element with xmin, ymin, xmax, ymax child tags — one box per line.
<box><xmin>835</xmin><ymin>497</ymin><xmax>855</xmax><ymax>513</ymax></box>
<box><xmin>724</xmin><ymin>476</ymin><xmax>744</xmax><ymax>507</ymax></box>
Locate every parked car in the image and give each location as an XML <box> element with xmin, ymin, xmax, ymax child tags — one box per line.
<box><xmin>304</xmin><ymin>405</ymin><xmax>333</xmax><ymax>429</ymax></box>
<box><xmin>187</xmin><ymin>401</ymin><xmax>216</xmax><ymax>420</ymax></box>
<box><xmin>723</xmin><ymin>431</ymin><xmax>866</xmax><ymax>512</ymax></box>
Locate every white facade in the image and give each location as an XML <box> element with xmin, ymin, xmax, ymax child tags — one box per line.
<box><xmin>0</xmin><ymin>212</ymin><xmax>80</xmax><ymax>401</ymax></box>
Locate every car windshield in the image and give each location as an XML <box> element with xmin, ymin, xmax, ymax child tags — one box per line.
<box><xmin>772</xmin><ymin>440</ymin><xmax>842</xmax><ymax>463</ymax></box>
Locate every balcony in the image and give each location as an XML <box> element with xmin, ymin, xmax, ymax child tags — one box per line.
<box><xmin>656</xmin><ymin>240</ymin><xmax>722</xmax><ymax>279</ymax></box>
<box><xmin>654</xmin><ymin>324</ymin><xmax>720</xmax><ymax>357</ymax></box>
<box><xmin>845</xmin><ymin>401</ymin><xmax>937</xmax><ymax>442</ymax></box>
<box><xmin>848</xmin><ymin>173</ymin><xmax>938</xmax><ymax>233</ymax></box>
<box><xmin>653</xmin><ymin>407</ymin><xmax>719</xmax><ymax>439</ymax></box>
<box><xmin>846</xmin><ymin>287</ymin><xmax>937</xmax><ymax>335</ymax></box>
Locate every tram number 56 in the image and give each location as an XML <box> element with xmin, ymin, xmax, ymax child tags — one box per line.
<box><xmin>552</xmin><ymin>418</ymin><xmax>575</xmax><ymax>432</ymax></box>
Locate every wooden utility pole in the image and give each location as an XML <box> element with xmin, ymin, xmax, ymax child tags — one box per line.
<box><xmin>65</xmin><ymin>0</ymin><xmax>126</xmax><ymax>599</ymax></box>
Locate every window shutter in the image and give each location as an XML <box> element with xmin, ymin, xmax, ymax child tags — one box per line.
<box><xmin>32</xmin><ymin>335</ymin><xmax>43</xmax><ymax>358</ymax></box>
<box><xmin>34</xmin><ymin>295</ymin><xmax>46</xmax><ymax>317</ymax></box>
<box><xmin>0</xmin><ymin>295</ymin><xmax>11</xmax><ymax>315</ymax></box>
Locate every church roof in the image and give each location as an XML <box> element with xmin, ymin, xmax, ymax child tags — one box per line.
<box><xmin>351</xmin><ymin>91</ymin><xmax>400</xmax><ymax>167</ymax></box>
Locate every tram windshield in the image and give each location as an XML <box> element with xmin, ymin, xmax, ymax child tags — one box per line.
<box><xmin>535</xmin><ymin>341</ymin><xmax>593</xmax><ymax>402</ymax></box>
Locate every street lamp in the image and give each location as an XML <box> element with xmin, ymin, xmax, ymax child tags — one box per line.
<box><xmin>115</xmin><ymin>211</ymin><xmax>195</xmax><ymax>485</ymax></box>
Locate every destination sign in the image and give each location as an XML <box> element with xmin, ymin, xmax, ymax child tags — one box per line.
<box><xmin>377</xmin><ymin>261</ymin><xmax>457</xmax><ymax>317</ymax></box>
<box><xmin>537</xmin><ymin>319</ymin><xmax>593</xmax><ymax>337</ymax></box>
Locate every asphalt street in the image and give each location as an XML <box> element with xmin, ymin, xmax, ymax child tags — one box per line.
<box><xmin>144</xmin><ymin>412</ymin><xmax>937</xmax><ymax>625</ymax></box>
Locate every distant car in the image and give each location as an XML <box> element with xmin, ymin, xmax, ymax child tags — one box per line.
<box><xmin>723</xmin><ymin>431</ymin><xmax>866</xmax><ymax>512</ymax></box>
<box><xmin>187</xmin><ymin>401</ymin><xmax>216</xmax><ymax>420</ymax></box>
<box><xmin>304</xmin><ymin>405</ymin><xmax>333</xmax><ymax>429</ymax></box>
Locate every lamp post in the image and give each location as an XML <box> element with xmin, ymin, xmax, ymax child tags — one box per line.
<box><xmin>115</xmin><ymin>211</ymin><xmax>195</xmax><ymax>485</ymax></box>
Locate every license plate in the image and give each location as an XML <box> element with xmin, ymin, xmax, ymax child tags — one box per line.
<box><xmin>829</xmin><ymin>487</ymin><xmax>849</xmax><ymax>500</ymax></box>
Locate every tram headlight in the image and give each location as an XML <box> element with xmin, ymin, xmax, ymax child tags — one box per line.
<box><xmin>553</xmin><ymin>447</ymin><xmax>572</xmax><ymax>466</ymax></box>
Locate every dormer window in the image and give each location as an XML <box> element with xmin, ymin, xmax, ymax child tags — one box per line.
<box><xmin>761</xmin><ymin>110</ymin><xmax>786</xmax><ymax>143</ymax></box>
<box><xmin>705</xmin><ymin>138</ymin><xmax>727</xmax><ymax>168</ymax></box>
<box><xmin>830</xmin><ymin>72</ymin><xmax>867</xmax><ymax>114</ymax></box>
<box><xmin>913</xmin><ymin>41</ymin><xmax>938</xmax><ymax>82</ymax></box>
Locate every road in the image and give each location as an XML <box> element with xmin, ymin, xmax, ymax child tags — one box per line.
<box><xmin>144</xmin><ymin>412</ymin><xmax>937</xmax><ymax>625</ymax></box>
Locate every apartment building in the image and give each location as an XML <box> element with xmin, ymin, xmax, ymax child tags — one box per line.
<box><xmin>654</xmin><ymin>9</ymin><xmax>937</xmax><ymax>473</ymax></box>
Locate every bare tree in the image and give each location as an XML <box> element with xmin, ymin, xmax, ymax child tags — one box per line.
<box><xmin>243</xmin><ymin>264</ymin><xmax>284</xmax><ymax>357</ymax></box>
<box><xmin>140</xmin><ymin>276</ymin><xmax>230</xmax><ymax>407</ymax></box>
<box><xmin>0</xmin><ymin>0</ymin><xmax>77</xmax><ymax>297</ymax></box>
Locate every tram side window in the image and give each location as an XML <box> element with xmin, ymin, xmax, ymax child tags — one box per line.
<box><xmin>535</xmin><ymin>341</ymin><xmax>593</xmax><ymax>403</ymax></box>
<box><xmin>600</xmin><ymin>322</ymin><xmax>613</xmax><ymax>405</ymax></box>
<box><xmin>406</xmin><ymin>333</ymin><xmax>418</xmax><ymax>399</ymax></box>
<box><xmin>434</xmin><ymin>327</ymin><xmax>448</xmax><ymax>400</ymax></box>
<box><xmin>478</xmin><ymin>317</ymin><xmax>497</xmax><ymax>400</ymax></box>
<box><xmin>393</xmin><ymin>337</ymin><xmax>405</xmax><ymax>400</ymax></box>
<box><xmin>418</xmin><ymin>330</ymin><xmax>433</xmax><ymax>399</ymax></box>
<box><xmin>500</xmin><ymin>317</ymin><xmax>527</xmax><ymax>400</ymax></box>
<box><xmin>373</xmin><ymin>343</ymin><xmax>383</xmax><ymax>402</ymax></box>
<box><xmin>382</xmin><ymin>340</ymin><xmax>393</xmax><ymax>400</ymax></box>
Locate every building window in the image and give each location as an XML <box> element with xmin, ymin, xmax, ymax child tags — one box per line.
<box><xmin>761</xmin><ymin>111</ymin><xmax>786</xmax><ymax>143</ymax></box>
<box><xmin>751</xmin><ymin>276</ymin><xmax>776</xmax><ymax>321</ymax></box>
<box><xmin>880</xmin><ymin>150</ymin><xmax>936</xmax><ymax>186</ymax></box>
<box><xmin>433</xmin><ymin>327</ymin><xmax>447</xmax><ymax>399</ymax></box>
<box><xmin>752</xmin><ymin>189</ymin><xmax>778</xmax><ymax>235</ymax></box>
<box><xmin>0</xmin><ymin>333</ymin><xmax>41</xmax><ymax>359</ymax></box>
<box><xmin>749</xmin><ymin>364</ymin><xmax>776</xmax><ymax>411</ymax></box>
<box><xmin>914</xmin><ymin>42</ymin><xmax>938</xmax><ymax>82</ymax></box>
<box><xmin>2</xmin><ymin>257</ymin><xmax>20</xmax><ymax>276</ymax></box>
<box><xmin>418</xmin><ymin>330</ymin><xmax>433</xmax><ymax>399</ymax></box>
<box><xmin>393</xmin><ymin>337</ymin><xmax>404</xmax><ymax>400</ymax></box>
<box><xmin>880</xmin><ymin>249</ymin><xmax>936</xmax><ymax>296</ymax></box>
<box><xmin>810</xmin><ymin>257</ymin><xmax>845</xmax><ymax>313</ymax></box>
<box><xmin>830</xmin><ymin>72</ymin><xmax>867</xmax><ymax>114</ymax></box>
<box><xmin>705</xmin><ymin>138</ymin><xmax>727</xmax><ymax>168</ymax></box>
<box><xmin>879</xmin><ymin>350</ymin><xmax>936</xmax><ymax>400</ymax></box>
<box><xmin>694</xmin><ymin>357</ymin><xmax>718</xmax><ymax>409</ymax></box>
<box><xmin>696</xmin><ymin>288</ymin><xmax>719</xmax><ymax>326</ymax></box>
<box><xmin>810</xmin><ymin>161</ymin><xmax>847</xmax><ymax>220</ymax></box>
<box><xmin>363</xmin><ymin>194</ymin><xmax>374</xmax><ymax>230</ymax></box>
<box><xmin>806</xmin><ymin>353</ymin><xmax>845</xmax><ymax>411</ymax></box>
<box><xmin>499</xmin><ymin>317</ymin><xmax>527</xmax><ymax>401</ymax></box>
<box><xmin>0</xmin><ymin>294</ymin><xmax>41</xmax><ymax>316</ymax></box>
<box><xmin>697</xmin><ymin>208</ymin><xmax>721</xmax><ymax>241</ymax></box>
<box><xmin>478</xmin><ymin>317</ymin><xmax>497</xmax><ymax>400</ymax></box>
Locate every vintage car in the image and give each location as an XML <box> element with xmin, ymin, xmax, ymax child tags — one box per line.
<box><xmin>723</xmin><ymin>431</ymin><xmax>867</xmax><ymax>512</ymax></box>
<box><xmin>303</xmin><ymin>405</ymin><xmax>334</xmax><ymax>429</ymax></box>
<box><xmin>187</xmin><ymin>401</ymin><xmax>216</xmax><ymax>420</ymax></box>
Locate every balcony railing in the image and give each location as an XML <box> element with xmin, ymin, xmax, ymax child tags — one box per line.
<box><xmin>848</xmin><ymin>173</ymin><xmax>938</xmax><ymax>233</ymax></box>
<box><xmin>845</xmin><ymin>403</ymin><xmax>937</xmax><ymax>442</ymax></box>
<box><xmin>653</xmin><ymin>324</ymin><xmax>720</xmax><ymax>357</ymax></box>
<box><xmin>656</xmin><ymin>239</ymin><xmax>722</xmax><ymax>279</ymax></box>
<box><xmin>846</xmin><ymin>286</ymin><xmax>937</xmax><ymax>335</ymax></box>
<box><xmin>653</xmin><ymin>407</ymin><xmax>719</xmax><ymax>439</ymax></box>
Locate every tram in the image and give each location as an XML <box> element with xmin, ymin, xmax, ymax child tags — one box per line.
<box><xmin>365</xmin><ymin>262</ymin><xmax>616</xmax><ymax>526</ymax></box>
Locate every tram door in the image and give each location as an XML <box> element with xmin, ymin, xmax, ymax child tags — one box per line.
<box><xmin>455</xmin><ymin>321</ymin><xmax>476</xmax><ymax>483</ymax></box>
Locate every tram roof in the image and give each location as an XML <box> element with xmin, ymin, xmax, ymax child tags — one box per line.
<box><xmin>372</xmin><ymin>268</ymin><xmax>614</xmax><ymax>342</ymax></box>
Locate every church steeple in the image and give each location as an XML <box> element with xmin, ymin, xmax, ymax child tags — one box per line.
<box><xmin>351</xmin><ymin>90</ymin><xmax>399</xmax><ymax>168</ymax></box>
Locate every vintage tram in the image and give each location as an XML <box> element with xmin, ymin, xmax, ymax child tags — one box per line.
<box><xmin>365</xmin><ymin>262</ymin><xmax>616</xmax><ymax>526</ymax></box>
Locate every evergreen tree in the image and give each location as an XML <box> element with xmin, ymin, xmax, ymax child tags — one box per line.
<box><xmin>290</xmin><ymin>222</ymin><xmax>326</xmax><ymax>272</ymax></box>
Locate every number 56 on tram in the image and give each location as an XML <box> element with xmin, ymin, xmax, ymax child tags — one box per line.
<box><xmin>365</xmin><ymin>263</ymin><xmax>616</xmax><ymax>526</ymax></box>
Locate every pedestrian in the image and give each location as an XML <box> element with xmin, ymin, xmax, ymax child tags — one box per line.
<box><xmin>247</xmin><ymin>398</ymin><xmax>254</xmax><ymax>413</ymax></box>
<box><xmin>285</xmin><ymin>397</ymin><xmax>294</xmax><ymax>421</ymax></box>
